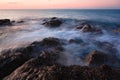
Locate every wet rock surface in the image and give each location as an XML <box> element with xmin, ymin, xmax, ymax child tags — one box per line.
<box><xmin>42</xmin><ymin>17</ymin><xmax>62</xmax><ymax>27</ymax></box>
<box><xmin>0</xmin><ymin>19</ymin><xmax>12</xmax><ymax>26</ymax></box>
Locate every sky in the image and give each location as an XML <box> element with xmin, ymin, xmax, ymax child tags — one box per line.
<box><xmin>0</xmin><ymin>0</ymin><xmax>120</xmax><ymax>9</ymax></box>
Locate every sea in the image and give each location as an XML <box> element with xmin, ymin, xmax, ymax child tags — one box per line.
<box><xmin>0</xmin><ymin>9</ymin><xmax>120</xmax><ymax>66</ymax></box>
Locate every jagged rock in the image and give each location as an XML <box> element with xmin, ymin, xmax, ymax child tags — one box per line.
<box><xmin>0</xmin><ymin>52</ymin><xmax>31</xmax><ymax>79</ymax></box>
<box><xmin>21</xmin><ymin>37</ymin><xmax>64</xmax><ymax>55</ymax></box>
<box><xmin>85</xmin><ymin>50</ymin><xmax>120</xmax><ymax>66</ymax></box>
<box><xmin>3</xmin><ymin>52</ymin><xmax>120</xmax><ymax>80</ymax></box>
<box><xmin>85</xmin><ymin>50</ymin><xmax>108</xmax><ymax>66</ymax></box>
<box><xmin>0</xmin><ymin>19</ymin><xmax>12</xmax><ymax>26</ymax></box>
<box><xmin>42</xmin><ymin>17</ymin><xmax>62</xmax><ymax>27</ymax></box>
<box><xmin>76</xmin><ymin>23</ymin><xmax>101</xmax><ymax>32</ymax></box>
<box><xmin>1</xmin><ymin>37</ymin><xmax>64</xmax><ymax>56</ymax></box>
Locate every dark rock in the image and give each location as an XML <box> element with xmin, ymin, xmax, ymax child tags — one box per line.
<box><xmin>11</xmin><ymin>20</ymin><xmax>15</xmax><ymax>23</ymax></box>
<box><xmin>0</xmin><ymin>52</ymin><xmax>31</xmax><ymax>79</ymax></box>
<box><xmin>51</xmin><ymin>17</ymin><xmax>57</xmax><ymax>20</ymax></box>
<box><xmin>21</xmin><ymin>37</ymin><xmax>63</xmax><ymax>54</ymax></box>
<box><xmin>85</xmin><ymin>50</ymin><xmax>120</xmax><ymax>67</ymax></box>
<box><xmin>69</xmin><ymin>38</ymin><xmax>84</xmax><ymax>44</ymax></box>
<box><xmin>0</xmin><ymin>19</ymin><xmax>12</xmax><ymax>26</ymax></box>
<box><xmin>95</xmin><ymin>41</ymin><xmax>118</xmax><ymax>54</ymax></box>
<box><xmin>40</xmin><ymin>37</ymin><xmax>62</xmax><ymax>47</ymax></box>
<box><xmin>76</xmin><ymin>23</ymin><xmax>101</xmax><ymax>32</ymax></box>
<box><xmin>0</xmin><ymin>37</ymin><xmax>64</xmax><ymax>59</ymax></box>
<box><xmin>17</xmin><ymin>20</ymin><xmax>24</xmax><ymax>23</ymax></box>
<box><xmin>42</xmin><ymin>17</ymin><xmax>62</xmax><ymax>27</ymax></box>
<box><xmin>85</xmin><ymin>50</ymin><xmax>108</xmax><ymax>66</ymax></box>
<box><xmin>3</xmin><ymin>53</ymin><xmax>120</xmax><ymax>80</ymax></box>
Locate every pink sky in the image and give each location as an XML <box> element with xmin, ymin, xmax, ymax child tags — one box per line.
<box><xmin>0</xmin><ymin>0</ymin><xmax>120</xmax><ymax>9</ymax></box>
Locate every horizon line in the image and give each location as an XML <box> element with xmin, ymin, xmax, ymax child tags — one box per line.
<box><xmin>0</xmin><ymin>8</ymin><xmax>120</xmax><ymax>10</ymax></box>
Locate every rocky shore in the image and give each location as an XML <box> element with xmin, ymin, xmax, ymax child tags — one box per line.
<box><xmin>0</xmin><ymin>18</ymin><xmax>120</xmax><ymax>80</ymax></box>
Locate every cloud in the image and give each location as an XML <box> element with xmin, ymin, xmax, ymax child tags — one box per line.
<box><xmin>7</xmin><ymin>2</ymin><xmax>18</xmax><ymax>4</ymax></box>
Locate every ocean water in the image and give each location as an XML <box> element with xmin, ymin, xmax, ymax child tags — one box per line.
<box><xmin>0</xmin><ymin>9</ymin><xmax>120</xmax><ymax>22</ymax></box>
<box><xmin>0</xmin><ymin>9</ymin><xmax>120</xmax><ymax>66</ymax></box>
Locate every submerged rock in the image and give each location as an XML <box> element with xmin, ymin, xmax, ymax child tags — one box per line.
<box><xmin>0</xmin><ymin>52</ymin><xmax>30</xmax><ymax>79</ymax></box>
<box><xmin>85</xmin><ymin>50</ymin><xmax>120</xmax><ymax>67</ymax></box>
<box><xmin>3</xmin><ymin>51</ymin><xmax>120</xmax><ymax>80</ymax></box>
<box><xmin>95</xmin><ymin>41</ymin><xmax>118</xmax><ymax>54</ymax></box>
<box><xmin>69</xmin><ymin>38</ymin><xmax>84</xmax><ymax>44</ymax></box>
<box><xmin>42</xmin><ymin>17</ymin><xmax>62</xmax><ymax>27</ymax></box>
<box><xmin>0</xmin><ymin>19</ymin><xmax>12</xmax><ymax>26</ymax></box>
<box><xmin>76</xmin><ymin>23</ymin><xmax>101</xmax><ymax>33</ymax></box>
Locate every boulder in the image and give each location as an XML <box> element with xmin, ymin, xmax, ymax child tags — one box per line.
<box><xmin>42</xmin><ymin>17</ymin><xmax>62</xmax><ymax>27</ymax></box>
<box><xmin>0</xmin><ymin>19</ymin><xmax>12</xmax><ymax>26</ymax></box>
<box><xmin>85</xmin><ymin>50</ymin><xmax>120</xmax><ymax>67</ymax></box>
<box><xmin>85</xmin><ymin>50</ymin><xmax>108</xmax><ymax>66</ymax></box>
<box><xmin>40</xmin><ymin>37</ymin><xmax>62</xmax><ymax>47</ymax></box>
<box><xmin>0</xmin><ymin>52</ymin><xmax>31</xmax><ymax>79</ymax></box>
<box><xmin>22</xmin><ymin>37</ymin><xmax>64</xmax><ymax>54</ymax></box>
<box><xmin>76</xmin><ymin>23</ymin><xmax>101</xmax><ymax>32</ymax></box>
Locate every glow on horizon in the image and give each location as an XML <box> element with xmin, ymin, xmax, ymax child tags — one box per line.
<box><xmin>0</xmin><ymin>0</ymin><xmax>120</xmax><ymax>9</ymax></box>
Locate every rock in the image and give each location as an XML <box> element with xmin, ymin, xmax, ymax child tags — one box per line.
<box><xmin>17</xmin><ymin>20</ymin><xmax>24</xmax><ymax>23</ymax></box>
<box><xmin>113</xmin><ymin>29</ymin><xmax>120</xmax><ymax>33</ymax></box>
<box><xmin>3</xmin><ymin>54</ymin><xmax>120</xmax><ymax>80</ymax></box>
<box><xmin>69</xmin><ymin>38</ymin><xmax>84</xmax><ymax>44</ymax></box>
<box><xmin>22</xmin><ymin>37</ymin><xmax>63</xmax><ymax>54</ymax></box>
<box><xmin>0</xmin><ymin>52</ymin><xmax>31</xmax><ymax>79</ymax></box>
<box><xmin>76</xmin><ymin>23</ymin><xmax>101</xmax><ymax>32</ymax></box>
<box><xmin>3</xmin><ymin>51</ymin><xmax>61</xmax><ymax>80</ymax></box>
<box><xmin>95</xmin><ymin>41</ymin><xmax>118</xmax><ymax>54</ymax></box>
<box><xmin>85</xmin><ymin>50</ymin><xmax>108</xmax><ymax>66</ymax></box>
<box><xmin>40</xmin><ymin>37</ymin><xmax>62</xmax><ymax>47</ymax></box>
<box><xmin>0</xmin><ymin>19</ymin><xmax>12</xmax><ymax>26</ymax></box>
<box><xmin>0</xmin><ymin>37</ymin><xmax>64</xmax><ymax>58</ymax></box>
<box><xmin>11</xmin><ymin>20</ymin><xmax>15</xmax><ymax>23</ymax></box>
<box><xmin>42</xmin><ymin>17</ymin><xmax>62</xmax><ymax>27</ymax></box>
<box><xmin>85</xmin><ymin>50</ymin><xmax>120</xmax><ymax>67</ymax></box>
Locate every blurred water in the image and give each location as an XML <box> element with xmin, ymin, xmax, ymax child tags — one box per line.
<box><xmin>0</xmin><ymin>9</ymin><xmax>120</xmax><ymax>66</ymax></box>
